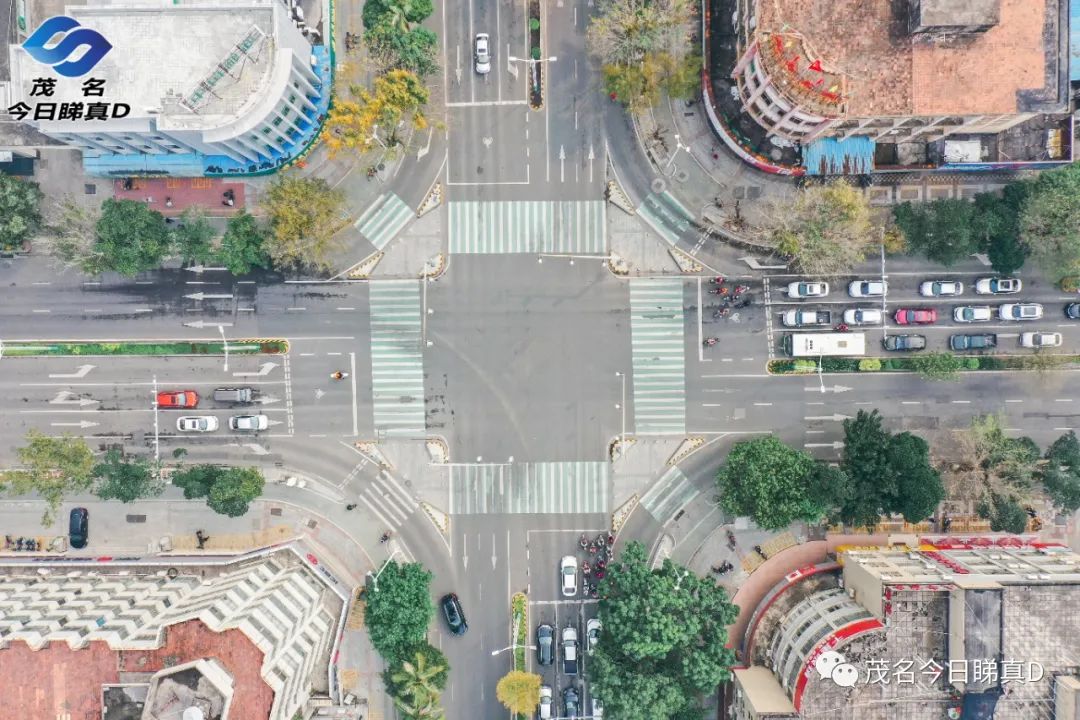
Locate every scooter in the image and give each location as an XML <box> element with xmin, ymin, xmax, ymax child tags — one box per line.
<box><xmin>753</xmin><ymin>545</ymin><xmax>768</xmax><ymax>560</ymax></box>
<box><xmin>379</xmin><ymin>531</ymin><xmax>392</xmax><ymax>544</ymax></box>
<box><xmin>703</xmin><ymin>337</ymin><xmax>719</xmax><ymax>347</ymax></box>
<box><xmin>708</xmin><ymin>287</ymin><xmax>729</xmax><ymax>295</ymax></box>
<box><xmin>331</xmin><ymin>371</ymin><xmax>350</xmax><ymax>380</ymax></box>
<box><xmin>733</xmin><ymin>284</ymin><xmax>750</xmax><ymax>295</ymax></box>
<box><xmin>725</xmin><ymin>529</ymin><xmax>737</xmax><ymax>551</ymax></box>
<box><xmin>595</xmin><ymin>533</ymin><xmax>607</xmax><ymax>548</ymax></box>
<box><xmin>710</xmin><ymin>276</ymin><xmax>725</xmax><ymax>285</ymax></box>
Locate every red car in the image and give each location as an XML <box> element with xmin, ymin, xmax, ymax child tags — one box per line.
<box><xmin>156</xmin><ymin>390</ymin><xmax>199</xmax><ymax>409</ymax></box>
<box><xmin>894</xmin><ymin>308</ymin><xmax>937</xmax><ymax>325</ymax></box>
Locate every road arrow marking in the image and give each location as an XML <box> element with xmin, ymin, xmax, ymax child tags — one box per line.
<box><xmin>49</xmin><ymin>391</ymin><xmax>99</xmax><ymax>406</ymax></box>
<box><xmin>185</xmin><ymin>292</ymin><xmax>234</xmax><ymax>301</ymax></box>
<box><xmin>740</xmin><ymin>256</ymin><xmax>788</xmax><ymax>270</ymax></box>
<box><xmin>246</xmin><ymin>443</ymin><xmax>270</xmax><ymax>455</ymax></box>
<box><xmin>50</xmin><ymin>420</ymin><xmax>99</xmax><ymax>429</ymax></box>
<box><xmin>971</xmin><ymin>253</ymin><xmax>991</xmax><ymax>266</ymax></box>
<box><xmin>184</xmin><ymin>320</ymin><xmax>234</xmax><ymax>329</ymax></box>
<box><xmin>559</xmin><ymin>145</ymin><xmax>565</xmax><ymax>183</ymax></box>
<box><xmin>48</xmin><ymin>364</ymin><xmax>95</xmax><ymax>379</ymax></box>
<box><xmin>806</xmin><ymin>441</ymin><xmax>845</xmax><ymax>449</ymax></box>
<box><xmin>185</xmin><ymin>265</ymin><xmax>227</xmax><ymax>274</ymax></box>
<box><xmin>804</xmin><ymin>414</ymin><xmax>853</xmax><ymax>422</ymax></box>
<box><xmin>315</xmin><ymin>389</ymin><xmax>326</xmax><ymax>400</ymax></box>
<box><xmin>232</xmin><ymin>362</ymin><xmax>278</xmax><ymax>377</ymax></box>
<box><xmin>254</xmin><ymin>395</ymin><xmax>281</xmax><ymax>405</ymax></box>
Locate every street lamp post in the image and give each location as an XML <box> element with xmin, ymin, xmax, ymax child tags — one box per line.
<box><xmin>490</xmin><ymin>644</ymin><xmax>537</xmax><ymax>656</ymax></box>
<box><xmin>615</xmin><ymin>371</ymin><xmax>627</xmax><ymax>450</ymax></box>
<box><xmin>664</xmin><ymin>133</ymin><xmax>691</xmax><ymax>175</ymax></box>
<box><xmin>219</xmin><ymin>324</ymin><xmax>229</xmax><ymax>372</ymax></box>
<box><xmin>817</xmin><ymin>351</ymin><xmax>826</xmax><ymax>394</ymax></box>
<box><xmin>365</xmin><ymin>548</ymin><xmax>401</xmax><ymax>592</ymax></box>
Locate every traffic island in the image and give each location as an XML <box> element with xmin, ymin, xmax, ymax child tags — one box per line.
<box><xmin>528</xmin><ymin>7</ymin><xmax>543</xmax><ymax>109</ymax></box>
<box><xmin>0</xmin><ymin>339</ymin><xmax>289</xmax><ymax>357</ymax></box>
<box><xmin>767</xmin><ymin>353</ymin><xmax>1080</xmax><ymax>376</ymax></box>
<box><xmin>511</xmin><ymin>591</ymin><xmax>528</xmax><ymax>672</ymax></box>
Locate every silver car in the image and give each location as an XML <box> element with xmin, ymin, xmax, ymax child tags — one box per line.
<box><xmin>228</xmin><ymin>414</ymin><xmax>269</xmax><ymax>431</ymax></box>
<box><xmin>560</xmin><ymin>555</ymin><xmax>578</xmax><ymax>597</ymax></box>
<box><xmin>474</xmin><ymin>33</ymin><xmax>491</xmax><ymax>74</ymax></box>
<box><xmin>920</xmin><ymin>280</ymin><xmax>963</xmax><ymax>297</ymax></box>
<box><xmin>176</xmin><ymin>416</ymin><xmax>219</xmax><ymax>432</ymax></box>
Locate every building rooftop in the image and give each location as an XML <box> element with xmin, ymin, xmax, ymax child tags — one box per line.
<box><xmin>755</xmin><ymin>0</ymin><xmax>1067</xmax><ymax>119</ymax></box>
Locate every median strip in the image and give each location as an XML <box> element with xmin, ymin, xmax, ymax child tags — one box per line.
<box><xmin>1</xmin><ymin>339</ymin><xmax>289</xmax><ymax>357</ymax></box>
<box><xmin>768</xmin><ymin>353</ymin><xmax>1080</xmax><ymax>376</ymax></box>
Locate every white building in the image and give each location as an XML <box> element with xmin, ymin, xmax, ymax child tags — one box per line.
<box><xmin>7</xmin><ymin>0</ymin><xmax>326</xmax><ymax>172</ymax></box>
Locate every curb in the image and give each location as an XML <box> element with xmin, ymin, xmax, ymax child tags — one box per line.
<box><xmin>422</xmin><ymin>253</ymin><xmax>446</xmax><ymax>279</ymax></box>
<box><xmin>417</xmin><ymin>182</ymin><xmax>442</xmax><ymax>217</ymax></box>
<box><xmin>426</xmin><ymin>437</ymin><xmax>449</xmax><ymax>464</ymax></box>
<box><xmin>347</xmin><ymin>251</ymin><xmax>384</xmax><ymax>279</ymax></box>
<box><xmin>669</xmin><ymin>246</ymin><xmax>703</xmax><ymax>273</ymax></box>
<box><xmin>611</xmin><ymin>494</ymin><xmax>639</xmax><ymax>535</ymax></box>
<box><xmin>605</xmin><ymin>180</ymin><xmax>636</xmax><ymax>215</ymax></box>
<box><xmin>354</xmin><ymin>441</ymin><xmax>393</xmax><ymax>469</ymax></box>
<box><xmin>420</xmin><ymin>501</ymin><xmax>449</xmax><ymax>538</ymax></box>
<box><xmin>667</xmin><ymin>437</ymin><xmax>704</xmax><ymax>466</ymax></box>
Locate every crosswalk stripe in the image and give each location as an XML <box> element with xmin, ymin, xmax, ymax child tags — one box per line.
<box><xmin>639</xmin><ymin>466</ymin><xmax>698</xmax><ymax>524</ymax></box>
<box><xmin>448</xmin><ymin>201</ymin><xmax>606</xmax><ymax>254</ymax></box>
<box><xmin>369</xmin><ymin>281</ymin><xmax>426</xmax><ymax>437</ymax></box>
<box><xmin>637</xmin><ymin>192</ymin><xmax>693</xmax><ymax>247</ymax></box>
<box><xmin>629</xmin><ymin>279</ymin><xmax>686</xmax><ymax>434</ymax></box>
<box><xmin>355</xmin><ymin>193</ymin><xmax>413</xmax><ymax>250</ymax></box>
<box><xmin>449</xmin><ymin>462</ymin><xmax>609</xmax><ymax>514</ymax></box>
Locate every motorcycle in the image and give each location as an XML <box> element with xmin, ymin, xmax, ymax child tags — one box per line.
<box><xmin>331</xmin><ymin>371</ymin><xmax>350</xmax><ymax>380</ymax></box>
<box><xmin>725</xmin><ymin>529</ymin><xmax>737</xmax><ymax>551</ymax></box>
<box><xmin>753</xmin><ymin>544</ymin><xmax>768</xmax><ymax>560</ymax></box>
<box><xmin>379</xmin><ymin>531</ymin><xmax>392</xmax><ymax>544</ymax></box>
<box><xmin>708</xmin><ymin>287</ymin><xmax>729</xmax><ymax>296</ymax></box>
<box><xmin>703</xmin><ymin>337</ymin><xmax>719</xmax><ymax>347</ymax></box>
<box><xmin>582</xmin><ymin>560</ymin><xmax>592</xmax><ymax>575</ymax></box>
<box><xmin>710</xmin><ymin>276</ymin><xmax>725</xmax><ymax>285</ymax></box>
<box><xmin>733</xmin><ymin>284</ymin><xmax>750</xmax><ymax>295</ymax></box>
<box><xmin>579</xmin><ymin>533</ymin><xmax>589</xmax><ymax>550</ymax></box>
<box><xmin>595</xmin><ymin>533</ymin><xmax>606</xmax><ymax>548</ymax></box>
<box><xmin>833</xmin><ymin>323</ymin><xmax>850</xmax><ymax>333</ymax></box>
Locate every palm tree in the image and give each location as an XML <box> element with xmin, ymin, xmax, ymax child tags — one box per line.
<box><xmin>390</xmin><ymin>649</ymin><xmax>447</xmax><ymax>720</ymax></box>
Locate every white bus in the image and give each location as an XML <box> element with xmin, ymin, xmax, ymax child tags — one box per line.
<box><xmin>783</xmin><ymin>332</ymin><xmax>866</xmax><ymax>357</ymax></box>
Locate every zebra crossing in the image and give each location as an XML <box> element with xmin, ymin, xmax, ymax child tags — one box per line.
<box><xmin>629</xmin><ymin>279</ymin><xmax>687</xmax><ymax>434</ymax></box>
<box><xmin>368</xmin><ymin>281</ymin><xmax>426</xmax><ymax>437</ymax></box>
<box><xmin>449</xmin><ymin>462</ymin><xmax>610</xmax><ymax>514</ymax></box>
<box><xmin>637</xmin><ymin>192</ymin><xmax>694</xmax><ymax>247</ymax></box>
<box><xmin>448</xmin><ymin>200</ymin><xmax>606</xmax><ymax>254</ymax></box>
<box><xmin>355</xmin><ymin>193</ymin><xmax>414</xmax><ymax>250</ymax></box>
<box><xmin>357</xmin><ymin>469</ymin><xmax>420</xmax><ymax>530</ymax></box>
<box><xmin>639</xmin><ymin>466</ymin><xmax>699</xmax><ymax>525</ymax></box>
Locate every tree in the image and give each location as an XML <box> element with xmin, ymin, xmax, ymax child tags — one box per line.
<box><xmin>1040</xmin><ymin>431</ymin><xmax>1080</xmax><ymax>512</ymax></box>
<box><xmin>909</xmin><ymin>351</ymin><xmax>963</xmax><ymax>381</ymax></box>
<box><xmin>92</xmin><ymin>449</ymin><xmax>164</xmax><ymax>503</ymax></box>
<box><xmin>768</xmin><ymin>183</ymin><xmax>877</xmax><ymax>275</ymax></box>
<box><xmin>888</xmin><ymin>432</ymin><xmax>944</xmax><ymax>522</ymax></box>
<box><xmin>0</xmin><ymin>172</ymin><xmax>43</xmax><ymax>252</ymax></box>
<box><xmin>173</xmin><ymin>208</ymin><xmax>216</xmax><ymax>264</ymax></box>
<box><xmin>366</xmin><ymin>23</ymin><xmax>439</xmax><ymax>76</ymax></box>
<box><xmin>590</xmin><ymin>541</ymin><xmax>737</xmax><ymax>720</ymax></box>
<box><xmin>978</xmin><ymin>493</ymin><xmax>1029</xmax><ymax>534</ymax></box>
<box><xmin>971</xmin><ymin>190</ymin><xmax>1028</xmax><ymax>274</ymax></box>
<box><xmin>363</xmin><ymin>0</ymin><xmax>433</xmax><ymax>29</ymax></box>
<box><xmin>262</xmin><ymin>175</ymin><xmax>347</xmax><ymax>271</ymax></box>
<box><xmin>218</xmin><ymin>212</ymin><xmax>271</xmax><ymax>275</ymax></box>
<box><xmin>37</xmin><ymin>198</ymin><xmax>101</xmax><ymax>270</ymax></box>
<box><xmin>171</xmin><ymin>465</ymin><xmax>265</xmax><ymax>517</ymax></box>
<box><xmin>89</xmin><ymin>199</ymin><xmax>171</xmax><ymax>275</ymax></box>
<box><xmin>1019</xmin><ymin>163</ymin><xmax>1080</xmax><ymax>278</ymax></box>
<box><xmin>893</xmin><ymin>199</ymin><xmax>978</xmax><ymax>266</ymax></box>
<box><xmin>324</xmin><ymin>69</ymin><xmax>430</xmax><ymax>157</ymax></box>
<box><xmin>384</xmin><ymin>642</ymin><xmax>448</xmax><ymax>697</ymax></box>
<box><xmin>364</xmin><ymin>562</ymin><xmax>435</xmax><ymax>663</ymax></box>
<box><xmin>495</xmin><ymin>671</ymin><xmax>542</xmax><ymax>715</ymax></box>
<box><xmin>388</xmin><ymin>644</ymin><xmax>447</xmax><ymax>720</ymax></box>
<box><xmin>716</xmin><ymin>436</ymin><xmax>841</xmax><ymax>530</ymax></box>
<box><xmin>3</xmin><ymin>431</ymin><xmax>95</xmax><ymax>525</ymax></box>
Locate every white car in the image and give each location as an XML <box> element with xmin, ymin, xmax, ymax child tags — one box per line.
<box><xmin>953</xmin><ymin>306</ymin><xmax>992</xmax><ymax>323</ymax></box>
<box><xmin>920</xmin><ymin>280</ymin><xmax>963</xmax><ymax>297</ymax></box>
<box><xmin>228</xmin><ymin>414</ymin><xmax>269</xmax><ymax>431</ymax></box>
<box><xmin>538</xmin><ymin>685</ymin><xmax>553</xmax><ymax>719</ymax></box>
<box><xmin>176</xmin><ymin>416</ymin><xmax>219</xmax><ymax>432</ymax></box>
<box><xmin>848</xmin><ymin>280</ymin><xmax>887</xmax><ymax>297</ymax></box>
<box><xmin>592</xmin><ymin>698</ymin><xmax>604</xmax><ymax>719</ymax></box>
<box><xmin>586</xmin><ymin>617</ymin><xmax>602</xmax><ymax>654</ymax></box>
<box><xmin>786</xmin><ymin>281</ymin><xmax>829</xmax><ymax>298</ymax></box>
<box><xmin>843</xmin><ymin>308</ymin><xmax>883</xmax><ymax>325</ymax></box>
<box><xmin>975</xmin><ymin>277</ymin><xmax>1022</xmax><ymax>295</ymax></box>
<box><xmin>1020</xmin><ymin>332</ymin><xmax>1062</xmax><ymax>348</ymax></box>
<box><xmin>560</xmin><ymin>555</ymin><xmax>578</xmax><ymax>597</ymax></box>
<box><xmin>474</xmin><ymin>33</ymin><xmax>491</xmax><ymax>74</ymax></box>
<box><xmin>999</xmin><ymin>303</ymin><xmax>1043</xmax><ymax>321</ymax></box>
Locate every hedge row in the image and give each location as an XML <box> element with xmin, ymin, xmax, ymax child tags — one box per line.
<box><xmin>769</xmin><ymin>354</ymin><xmax>1080</xmax><ymax>374</ymax></box>
<box><xmin>2</xmin><ymin>339</ymin><xmax>289</xmax><ymax>357</ymax></box>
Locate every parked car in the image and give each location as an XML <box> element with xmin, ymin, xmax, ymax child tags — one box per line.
<box><xmin>229</xmin><ymin>414</ymin><xmax>269</xmax><ymax>431</ymax></box>
<box><xmin>474</xmin><ymin>33</ymin><xmax>491</xmax><ymax>74</ymax></box>
<box><xmin>975</xmin><ymin>277</ymin><xmax>1022</xmax><ymax>295</ymax></box>
<box><xmin>950</xmin><ymin>334</ymin><xmax>997</xmax><ymax>351</ymax></box>
<box><xmin>781</xmin><ymin>309</ymin><xmax>831</xmax><ymax>327</ymax></box>
<box><xmin>562</xmin><ymin>626</ymin><xmax>579</xmax><ymax>675</ymax></box>
<box><xmin>592</xmin><ymin>698</ymin><xmax>604</xmax><ymax>719</ymax></box>
<box><xmin>563</xmin><ymin>686</ymin><xmax>580</xmax><ymax>718</ymax></box>
<box><xmin>999</xmin><ymin>303</ymin><xmax>1043</xmax><ymax>321</ymax></box>
<box><xmin>538</xmin><ymin>686</ymin><xmax>553</xmax><ymax>719</ymax></box>
<box><xmin>1065</xmin><ymin>303</ymin><xmax>1080</xmax><ymax>319</ymax></box>
<box><xmin>953</xmin><ymin>306</ymin><xmax>992</xmax><ymax>323</ymax></box>
<box><xmin>586</xmin><ymin>618</ymin><xmax>602</xmax><ymax>654</ymax></box>
<box><xmin>440</xmin><ymin>593</ymin><xmax>468</xmax><ymax>635</ymax></box>
<box><xmin>213</xmin><ymin>387</ymin><xmax>254</xmax><ymax>403</ymax></box>
<box><xmin>536</xmin><ymin>624</ymin><xmax>554</xmax><ymax>666</ymax></box>
<box><xmin>69</xmin><ymin>507</ymin><xmax>89</xmax><ymax>549</ymax></box>
<box><xmin>786</xmin><ymin>281</ymin><xmax>829</xmax><ymax>298</ymax></box>
<box><xmin>560</xmin><ymin>555</ymin><xmax>578</xmax><ymax>597</ymax></box>
<box><xmin>883</xmin><ymin>334</ymin><xmax>926</xmax><ymax>352</ymax></box>
<box><xmin>848</xmin><ymin>280</ymin><xmax>887</xmax><ymax>297</ymax></box>
<box><xmin>919</xmin><ymin>280</ymin><xmax>963</xmax><ymax>297</ymax></box>
<box><xmin>176</xmin><ymin>416</ymin><xmax>219</xmax><ymax>432</ymax></box>
<box><xmin>156</xmin><ymin>390</ymin><xmax>198</xmax><ymax>409</ymax></box>
<box><xmin>894</xmin><ymin>308</ymin><xmax>937</xmax><ymax>325</ymax></box>
<box><xmin>843</xmin><ymin>308</ymin><xmax>883</xmax><ymax>325</ymax></box>
<box><xmin>1020</xmin><ymin>332</ymin><xmax>1062</xmax><ymax>348</ymax></box>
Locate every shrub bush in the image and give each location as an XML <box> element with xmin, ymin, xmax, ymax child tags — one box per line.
<box><xmin>965</xmin><ymin>358</ymin><xmax>980</xmax><ymax>369</ymax></box>
<box><xmin>1060</xmin><ymin>275</ymin><xmax>1080</xmax><ymax>293</ymax></box>
<box><xmin>792</xmin><ymin>360</ymin><xmax>818</xmax><ymax>373</ymax></box>
<box><xmin>858</xmin><ymin>358</ymin><xmax>882</xmax><ymax>372</ymax></box>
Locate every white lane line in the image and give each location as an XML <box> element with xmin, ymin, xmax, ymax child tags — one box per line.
<box><xmin>32</xmin><ymin>309</ymin><xmax>50</xmax><ymax>313</ymax></box>
<box><xmin>1055</xmin><ymin>398</ymin><xmax>1074</xmax><ymax>403</ymax></box>
<box><xmin>286</xmin><ymin>307</ymin><xmax>307</xmax><ymax>312</ymax></box>
<box><xmin>1005</xmin><ymin>399</ymin><xmax>1023</xmax><ymax>403</ymax></box>
<box><xmin>754</xmin><ymin>402</ymin><xmax>773</xmax><ymax>407</ymax></box>
<box><xmin>300</xmin><ymin>352</ymin><xmax>315</xmax><ymax>356</ymax></box>
<box><xmin>901</xmin><ymin>401</ymin><xmax>920</xmax><ymax>405</ymax></box>
<box><xmin>702</xmin><ymin>403</ymin><xmax>725</xmax><ymax>407</ymax></box>
<box><xmin>806</xmin><ymin>401</ymin><xmax>825</xmax><ymax>405</ymax></box>
<box><xmin>336</xmin><ymin>307</ymin><xmax>356</xmax><ymax>311</ymax></box>
<box><xmin>952</xmin><ymin>400</ymin><xmax>971</xmax><ymax>404</ymax></box>
<box><xmin>135</xmin><ymin>308</ymin><xmax>152</xmax><ymax>313</ymax></box>
<box><xmin>806</xmin><ymin>430</ymin><xmax>825</xmax><ymax>435</ymax></box>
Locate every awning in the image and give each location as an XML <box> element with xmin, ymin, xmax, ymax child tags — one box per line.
<box><xmin>802</xmin><ymin>136</ymin><xmax>875</xmax><ymax>176</ymax></box>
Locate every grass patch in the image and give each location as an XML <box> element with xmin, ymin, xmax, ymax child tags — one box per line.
<box><xmin>512</xmin><ymin>591</ymin><xmax>528</xmax><ymax>672</ymax></box>
<box><xmin>2</xmin><ymin>339</ymin><xmax>289</xmax><ymax>357</ymax></box>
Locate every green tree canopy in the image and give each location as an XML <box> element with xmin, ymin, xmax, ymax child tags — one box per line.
<box><xmin>716</xmin><ymin>436</ymin><xmax>843</xmax><ymax>530</ymax></box>
<box><xmin>92</xmin><ymin>449</ymin><xmax>164</xmax><ymax>503</ymax></box>
<box><xmin>89</xmin><ymin>198</ymin><xmax>171</xmax><ymax>275</ymax></box>
<box><xmin>1019</xmin><ymin>162</ymin><xmax>1080</xmax><ymax>278</ymax></box>
<box><xmin>171</xmin><ymin>464</ymin><xmax>265</xmax><ymax>517</ymax></box>
<box><xmin>495</xmin><ymin>671</ymin><xmax>542</xmax><ymax>715</ymax></box>
<box><xmin>365</xmin><ymin>23</ymin><xmax>439</xmax><ymax>76</ymax></box>
<box><xmin>979</xmin><ymin>493</ymin><xmax>1029</xmax><ymax>534</ymax></box>
<box><xmin>0</xmin><ymin>172</ymin><xmax>43</xmax><ymax>252</ymax></box>
<box><xmin>769</xmin><ymin>182</ymin><xmax>876</xmax><ymax>275</ymax></box>
<box><xmin>263</xmin><ymin>175</ymin><xmax>347</xmax><ymax>271</ymax></box>
<box><xmin>365</xmin><ymin>561</ymin><xmax>435</xmax><ymax>663</ymax></box>
<box><xmin>1040</xmin><ymin>431</ymin><xmax>1080</xmax><ymax>512</ymax></box>
<box><xmin>386</xmin><ymin>643</ymin><xmax>447</xmax><ymax>720</ymax></box>
<box><xmin>893</xmin><ymin>199</ymin><xmax>979</xmax><ymax>266</ymax></box>
<box><xmin>590</xmin><ymin>541</ymin><xmax>737</xmax><ymax>720</ymax></box>
<box><xmin>218</xmin><ymin>212</ymin><xmax>271</xmax><ymax>275</ymax></box>
<box><xmin>3</xmin><ymin>431</ymin><xmax>95</xmax><ymax>525</ymax></box>
<box><xmin>363</xmin><ymin>0</ymin><xmax>434</xmax><ymax>29</ymax></box>
<box><xmin>889</xmin><ymin>433</ymin><xmax>945</xmax><ymax>522</ymax></box>
<box><xmin>173</xmin><ymin>208</ymin><xmax>216</xmax><ymax>264</ymax></box>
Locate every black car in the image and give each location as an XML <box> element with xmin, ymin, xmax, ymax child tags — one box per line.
<box><xmin>536</xmin><ymin>623</ymin><xmax>554</xmax><ymax>665</ymax></box>
<box><xmin>563</xmin><ymin>686</ymin><xmax>580</xmax><ymax>718</ymax></box>
<box><xmin>440</xmin><ymin>593</ymin><xmax>468</xmax><ymax>635</ymax></box>
<box><xmin>69</xmin><ymin>507</ymin><xmax>89</xmax><ymax>549</ymax></box>
<box><xmin>950</xmin><ymin>333</ymin><xmax>997</xmax><ymax>351</ymax></box>
<box><xmin>883</xmin><ymin>334</ymin><xmax>926</xmax><ymax>352</ymax></box>
<box><xmin>1066</xmin><ymin>303</ymin><xmax>1080</xmax><ymax>320</ymax></box>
